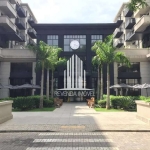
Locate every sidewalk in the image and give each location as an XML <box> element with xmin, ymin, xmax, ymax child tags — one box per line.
<box><xmin>0</xmin><ymin>103</ymin><xmax>150</xmax><ymax>132</ymax></box>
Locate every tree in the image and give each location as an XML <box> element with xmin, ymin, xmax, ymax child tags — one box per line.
<box><xmin>92</xmin><ymin>41</ymin><xmax>105</xmax><ymax>100</ymax></box>
<box><xmin>28</xmin><ymin>41</ymin><xmax>51</xmax><ymax>108</ymax></box>
<box><xmin>127</xmin><ymin>0</ymin><xmax>148</xmax><ymax>11</ymax></box>
<box><xmin>98</xmin><ymin>35</ymin><xmax>131</xmax><ymax>109</ymax></box>
<box><xmin>45</xmin><ymin>46</ymin><xmax>66</xmax><ymax>99</ymax></box>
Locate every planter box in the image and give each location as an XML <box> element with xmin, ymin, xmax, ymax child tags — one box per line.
<box><xmin>0</xmin><ymin>101</ymin><xmax>13</xmax><ymax>124</ymax></box>
<box><xmin>136</xmin><ymin>100</ymin><xmax>150</xmax><ymax>125</ymax></box>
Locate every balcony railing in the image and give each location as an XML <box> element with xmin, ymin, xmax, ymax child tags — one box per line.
<box><xmin>125</xmin><ymin>18</ymin><xmax>135</xmax><ymax>29</ymax></box>
<box><xmin>15</xmin><ymin>18</ymin><xmax>26</xmax><ymax>30</ymax></box>
<box><xmin>0</xmin><ymin>1</ymin><xmax>17</xmax><ymax>18</ymax></box>
<box><xmin>113</xmin><ymin>28</ymin><xmax>123</xmax><ymax>38</ymax></box>
<box><xmin>113</xmin><ymin>39</ymin><xmax>124</xmax><ymax>48</ymax></box>
<box><xmin>116</xmin><ymin>16</ymin><xmax>123</xmax><ymax>26</ymax></box>
<box><xmin>124</xmin><ymin>7</ymin><xmax>133</xmax><ymax>17</ymax></box>
<box><xmin>16</xmin><ymin>5</ymin><xmax>26</xmax><ymax>17</ymax></box>
<box><xmin>126</xmin><ymin>30</ymin><xmax>135</xmax><ymax>41</ymax></box>
<box><xmin>28</xmin><ymin>28</ymin><xmax>37</xmax><ymax>39</ymax></box>
<box><xmin>28</xmin><ymin>16</ymin><xmax>35</xmax><ymax>26</ymax></box>
<box><xmin>28</xmin><ymin>38</ymin><xmax>36</xmax><ymax>46</ymax></box>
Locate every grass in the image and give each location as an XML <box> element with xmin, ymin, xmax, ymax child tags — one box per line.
<box><xmin>94</xmin><ymin>107</ymin><xmax>137</xmax><ymax>112</ymax></box>
<box><xmin>12</xmin><ymin>107</ymin><xmax>55</xmax><ymax>112</ymax></box>
<box><xmin>94</xmin><ymin>107</ymin><xmax>125</xmax><ymax>112</ymax></box>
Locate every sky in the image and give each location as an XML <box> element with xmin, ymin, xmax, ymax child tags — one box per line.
<box><xmin>22</xmin><ymin>0</ymin><xmax>128</xmax><ymax>23</ymax></box>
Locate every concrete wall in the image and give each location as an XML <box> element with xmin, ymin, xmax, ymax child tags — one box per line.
<box><xmin>0</xmin><ymin>62</ymin><xmax>10</xmax><ymax>98</ymax></box>
<box><xmin>140</xmin><ymin>62</ymin><xmax>150</xmax><ymax>96</ymax></box>
<box><xmin>0</xmin><ymin>101</ymin><xmax>13</xmax><ymax>124</ymax></box>
<box><xmin>136</xmin><ymin>100</ymin><xmax>150</xmax><ymax>125</ymax></box>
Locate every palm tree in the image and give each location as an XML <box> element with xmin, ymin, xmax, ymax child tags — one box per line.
<box><xmin>127</xmin><ymin>0</ymin><xmax>148</xmax><ymax>11</ymax></box>
<box><xmin>45</xmin><ymin>46</ymin><xmax>66</xmax><ymax>99</ymax></box>
<box><xmin>28</xmin><ymin>41</ymin><xmax>51</xmax><ymax>108</ymax></box>
<box><xmin>92</xmin><ymin>44</ymin><xmax>104</xmax><ymax>100</ymax></box>
<box><xmin>98</xmin><ymin>35</ymin><xmax>131</xmax><ymax>109</ymax></box>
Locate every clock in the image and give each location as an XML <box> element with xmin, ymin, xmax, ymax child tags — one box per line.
<box><xmin>70</xmin><ymin>40</ymin><xmax>80</xmax><ymax>50</ymax></box>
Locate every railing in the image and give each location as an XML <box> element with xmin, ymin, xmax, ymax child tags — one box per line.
<box><xmin>125</xmin><ymin>18</ymin><xmax>135</xmax><ymax>27</ymax></box>
<box><xmin>16</xmin><ymin>5</ymin><xmax>26</xmax><ymax>17</ymax></box>
<box><xmin>114</xmin><ymin>28</ymin><xmax>123</xmax><ymax>36</ymax></box>
<box><xmin>126</xmin><ymin>29</ymin><xmax>134</xmax><ymax>40</ymax></box>
<box><xmin>16</xmin><ymin>18</ymin><xmax>25</xmax><ymax>27</ymax></box>
<box><xmin>28</xmin><ymin>28</ymin><xmax>36</xmax><ymax>35</ymax></box>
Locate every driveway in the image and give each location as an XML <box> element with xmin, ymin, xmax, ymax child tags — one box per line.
<box><xmin>0</xmin><ymin>102</ymin><xmax>150</xmax><ymax>131</ymax></box>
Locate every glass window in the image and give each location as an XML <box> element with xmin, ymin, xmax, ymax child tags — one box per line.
<box><xmin>47</xmin><ymin>35</ymin><xmax>58</xmax><ymax>46</ymax></box>
<box><xmin>91</xmin><ymin>35</ymin><xmax>103</xmax><ymax>46</ymax></box>
<box><xmin>64</xmin><ymin>35</ymin><xmax>86</xmax><ymax>52</ymax></box>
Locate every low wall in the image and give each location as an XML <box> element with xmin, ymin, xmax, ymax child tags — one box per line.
<box><xmin>0</xmin><ymin>101</ymin><xmax>13</xmax><ymax>124</ymax></box>
<box><xmin>136</xmin><ymin>100</ymin><xmax>150</xmax><ymax>125</ymax></box>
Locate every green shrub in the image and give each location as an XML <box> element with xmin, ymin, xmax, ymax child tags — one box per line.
<box><xmin>0</xmin><ymin>95</ymin><xmax>54</xmax><ymax>110</ymax></box>
<box><xmin>98</xmin><ymin>100</ymin><xmax>106</xmax><ymax>108</ymax></box>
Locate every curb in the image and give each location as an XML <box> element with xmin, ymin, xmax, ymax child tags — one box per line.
<box><xmin>0</xmin><ymin>130</ymin><xmax>150</xmax><ymax>133</ymax></box>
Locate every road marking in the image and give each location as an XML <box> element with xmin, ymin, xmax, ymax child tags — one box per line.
<box><xmin>33</xmin><ymin>139</ymin><xmax>113</xmax><ymax>142</ymax></box>
<box><xmin>27</xmin><ymin>147</ymin><xmax>119</xmax><ymax>150</ymax></box>
<box><xmin>39</xmin><ymin>133</ymin><xmax>108</xmax><ymax>135</ymax></box>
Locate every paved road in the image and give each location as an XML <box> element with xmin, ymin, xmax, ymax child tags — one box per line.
<box><xmin>1</xmin><ymin>103</ymin><xmax>150</xmax><ymax>132</ymax></box>
<box><xmin>0</xmin><ymin>132</ymin><xmax>150</xmax><ymax>150</ymax></box>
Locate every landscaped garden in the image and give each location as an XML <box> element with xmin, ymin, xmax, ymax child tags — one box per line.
<box><xmin>94</xmin><ymin>95</ymin><xmax>150</xmax><ymax>112</ymax></box>
<box><xmin>0</xmin><ymin>96</ymin><xmax>55</xmax><ymax>112</ymax></box>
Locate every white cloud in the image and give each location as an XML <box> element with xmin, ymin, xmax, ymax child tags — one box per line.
<box><xmin>21</xmin><ymin>0</ymin><xmax>128</xmax><ymax>23</ymax></box>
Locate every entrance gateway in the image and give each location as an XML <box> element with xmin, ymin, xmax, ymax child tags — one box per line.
<box><xmin>55</xmin><ymin>54</ymin><xmax>94</xmax><ymax>102</ymax></box>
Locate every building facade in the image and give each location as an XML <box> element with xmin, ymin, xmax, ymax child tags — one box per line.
<box><xmin>113</xmin><ymin>0</ymin><xmax>150</xmax><ymax>96</ymax></box>
<box><xmin>33</xmin><ymin>24</ymin><xmax>116</xmax><ymax>101</ymax></box>
<box><xmin>0</xmin><ymin>0</ymin><xmax>37</xmax><ymax>98</ymax></box>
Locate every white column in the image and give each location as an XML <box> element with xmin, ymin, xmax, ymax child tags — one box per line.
<box><xmin>64</xmin><ymin>70</ymin><xmax>66</xmax><ymax>88</ymax></box>
<box><xmin>76</xmin><ymin>55</ymin><xmax>77</xmax><ymax>88</ymax></box>
<box><xmin>72</xmin><ymin>55</ymin><xmax>74</xmax><ymax>88</ymax></box>
<box><xmin>81</xmin><ymin>61</ymin><xmax>83</xmax><ymax>88</ymax></box>
<box><xmin>69</xmin><ymin>58</ymin><xmax>71</xmax><ymax>88</ymax></box>
<box><xmin>67</xmin><ymin>60</ymin><xmax>69</xmax><ymax>88</ymax></box>
<box><xmin>84</xmin><ymin>70</ymin><xmax>86</xmax><ymax>88</ymax></box>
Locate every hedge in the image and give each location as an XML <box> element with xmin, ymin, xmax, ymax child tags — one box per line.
<box><xmin>0</xmin><ymin>96</ymin><xmax>54</xmax><ymax>111</ymax></box>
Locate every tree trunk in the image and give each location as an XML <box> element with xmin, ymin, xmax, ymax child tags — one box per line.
<box><xmin>97</xmin><ymin>66</ymin><xmax>100</xmax><ymax>100</ymax></box>
<box><xmin>39</xmin><ymin>61</ymin><xmax>44</xmax><ymax>108</ymax></box>
<box><xmin>106</xmin><ymin>64</ymin><xmax>110</xmax><ymax>109</ymax></box>
<box><xmin>46</xmin><ymin>68</ymin><xmax>49</xmax><ymax>100</ymax></box>
<box><xmin>51</xmin><ymin>70</ymin><xmax>54</xmax><ymax>98</ymax></box>
<box><xmin>100</xmin><ymin>65</ymin><xmax>103</xmax><ymax>100</ymax></box>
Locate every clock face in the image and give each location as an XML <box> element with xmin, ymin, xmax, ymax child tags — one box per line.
<box><xmin>70</xmin><ymin>40</ymin><xmax>80</xmax><ymax>50</ymax></box>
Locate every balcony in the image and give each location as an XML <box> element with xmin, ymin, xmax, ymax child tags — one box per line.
<box><xmin>113</xmin><ymin>28</ymin><xmax>123</xmax><ymax>38</ymax></box>
<box><xmin>124</xmin><ymin>7</ymin><xmax>133</xmax><ymax>17</ymax></box>
<box><xmin>0</xmin><ymin>1</ymin><xmax>17</xmax><ymax>18</ymax></box>
<box><xmin>28</xmin><ymin>38</ymin><xmax>36</xmax><ymax>46</ymax></box>
<box><xmin>15</xmin><ymin>18</ymin><xmax>25</xmax><ymax>30</ymax></box>
<box><xmin>28</xmin><ymin>28</ymin><xmax>37</xmax><ymax>39</ymax></box>
<box><xmin>134</xmin><ymin>6</ymin><xmax>150</xmax><ymax>18</ymax></box>
<box><xmin>8</xmin><ymin>32</ymin><xmax>25</xmax><ymax>42</ymax></box>
<box><xmin>28</xmin><ymin>16</ymin><xmax>35</xmax><ymax>26</ymax></box>
<box><xmin>126</xmin><ymin>30</ymin><xmax>135</xmax><ymax>41</ymax></box>
<box><xmin>0</xmin><ymin>16</ymin><xmax>16</xmax><ymax>32</ymax></box>
<box><xmin>134</xmin><ymin>15</ymin><xmax>150</xmax><ymax>32</ymax></box>
<box><xmin>16</xmin><ymin>5</ymin><xmax>26</xmax><ymax>17</ymax></box>
<box><xmin>113</xmin><ymin>39</ymin><xmax>124</xmax><ymax>48</ymax></box>
<box><xmin>125</xmin><ymin>18</ymin><xmax>135</xmax><ymax>29</ymax></box>
<box><xmin>118</xmin><ymin>72</ymin><xmax>141</xmax><ymax>79</ymax></box>
<box><xmin>116</xmin><ymin>16</ymin><xmax>123</xmax><ymax>26</ymax></box>
<box><xmin>9</xmin><ymin>0</ymin><xmax>18</xmax><ymax>4</ymax></box>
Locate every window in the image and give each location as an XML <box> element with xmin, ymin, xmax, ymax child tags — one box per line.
<box><xmin>47</xmin><ymin>35</ymin><xmax>58</xmax><ymax>46</ymax></box>
<box><xmin>118</xmin><ymin>62</ymin><xmax>140</xmax><ymax>73</ymax></box>
<box><xmin>91</xmin><ymin>35</ymin><xmax>103</xmax><ymax>45</ymax></box>
<box><xmin>64</xmin><ymin>35</ymin><xmax>86</xmax><ymax>52</ymax></box>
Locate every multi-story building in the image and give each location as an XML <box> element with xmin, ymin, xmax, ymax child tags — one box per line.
<box><xmin>113</xmin><ymin>0</ymin><xmax>150</xmax><ymax>96</ymax></box>
<box><xmin>0</xmin><ymin>0</ymin><xmax>37</xmax><ymax>98</ymax></box>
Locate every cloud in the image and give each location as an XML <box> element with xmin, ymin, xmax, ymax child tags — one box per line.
<box><xmin>21</xmin><ymin>0</ymin><xmax>128</xmax><ymax>23</ymax></box>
